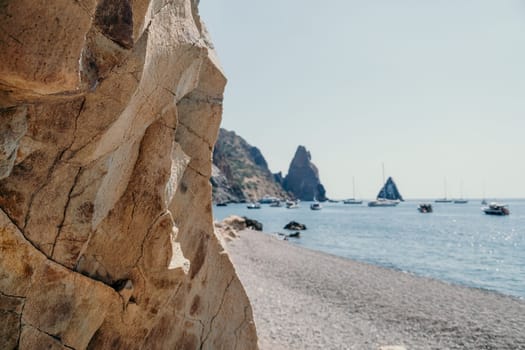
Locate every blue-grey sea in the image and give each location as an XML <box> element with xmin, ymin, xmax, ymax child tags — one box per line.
<box><xmin>214</xmin><ymin>199</ymin><xmax>525</xmax><ymax>299</ymax></box>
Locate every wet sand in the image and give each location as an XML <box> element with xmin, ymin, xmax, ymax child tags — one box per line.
<box><xmin>227</xmin><ymin>229</ymin><xmax>525</xmax><ymax>350</ymax></box>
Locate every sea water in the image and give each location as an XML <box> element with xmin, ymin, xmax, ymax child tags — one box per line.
<box><xmin>214</xmin><ymin>199</ymin><xmax>525</xmax><ymax>299</ymax></box>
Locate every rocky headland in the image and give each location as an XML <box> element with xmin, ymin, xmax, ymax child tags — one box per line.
<box><xmin>0</xmin><ymin>1</ymin><xmax>257</xmax><ymax>349</ymax></box>
<box><xmin>211</xmin><ymin>128</ymin><xmax>289</xmax><ymax>203</ymax></box>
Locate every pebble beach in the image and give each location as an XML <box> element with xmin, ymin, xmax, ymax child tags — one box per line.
<box><xmin>227</xmin><ymin>229</ymin><xmax>525</xmax><ymax>350</ymax></box>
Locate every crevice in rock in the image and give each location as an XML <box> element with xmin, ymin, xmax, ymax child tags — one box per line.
<box><xmin>0</xmin><ymin>205</ymin><xmax>25</xmax><ymax>238</ymax></box>
<box><xmin>177</xmin><ymin>120</ymin><xmax>212</xmax><ymax>151</ymax></box>
<box><xmin>158</xmin><ymin>120</ymin><xmax>177</xmax><ymax>131</ymax></box>
<box><xmin>179</xmin><ymin>92</ymin><xmax>223</xmax><ymax>106</ymax></box>
<box><xmin>126</xmin><ymin>192</ymin><xmax>138</xmax><ymax>236</ymax></box>
<box><xmin>2</xmin><ymin>205</ymin><xmax>121</xmax><ymax>295</ymax></box>
<box><xmin>1</xmin><ymin>206</ymin><xmax>71</xmax><ymax>272</ymax></box>
<box><xmin>15</xmin><ymin>297</ymin><xmax>27</xmax><ymax>349</ymax></box>
<box><xmin>27</xmin><ymin>323</ymin><xmax>76</xmax><ymax>350</ymax></box>
<box><xmin>187</xmin><ymin>164</ymin><xmax>207</xmax><ymax>179</ymax></box>
<box><xmin>0</xmin><ymin>24</ymin><xmax>23</xmax><ymax>46</ymax></box>
<box><xmin>131</xmin><ymin>210</ymin><xmax>168</xmax><ymax>269</ymax></box>
<box><xmin>23</xmin><ymin>98</ymin><xmax>85</xmax><ymax>242</ymax></box>
<box><xmin>232</xmin><ymin>305</ymin><xmax>250</xmax><ymax>350</ymax></box>
<box><xmin>0</xmin><ymin>290</ymin><xmax>26</xmax><ymax>300</ymax></box>
<box><xmin>162</xmin><ymin>86</ymin><xmax>177</xmax><ymax>99</ymax></box>
<box><xmin>199</xmin><ymin>276</ymin><xmax>234</xmax><ymax>349</ymax></box>
<box><xmin>22</xmin><ymin>150</ymin><xmax>63</xmax><ymax>233</ymax></box>
<box><xmin>51</xmin><ymin>166</ymin><xmax>82</xmax><ymax>258</ymax></box>
<box><xmin>69</xmin><ymin>98</ymin><xmax>86</xmax><ymax>153</ymax></box>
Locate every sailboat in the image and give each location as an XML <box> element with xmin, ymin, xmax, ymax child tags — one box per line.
<box><xmin>435</xmin><ymin>178</ymin><xmax>453</xmax><ymax>203</ymax></box>
<box><xmin>481</xmin><ymin>182</ymin><xmax>488</xmax><ymax>205</ymax></box>
<box><xmin>368</xmin><ymin>164</ymin><xmax>402</xmax><ymax>207</ymax></box>
<box><xmin>343</xmin><ymin>177</ymin><xmax>362</xmax><ymax>204</ymax></box>
<box><xmin>453</xmin><ymin>180</ymin><xmax>468</xmax><ymax>204</ymax></box>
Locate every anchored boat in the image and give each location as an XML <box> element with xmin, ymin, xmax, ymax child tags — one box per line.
<box><xmin>368</xmin><ymin>165</ymin><xmax>403</xmax><ymax>207</ymax></box>
<box><xmin>482</xmin><ymin>203</ymin><xmax>509</xmax><ymax>216</ymax></box>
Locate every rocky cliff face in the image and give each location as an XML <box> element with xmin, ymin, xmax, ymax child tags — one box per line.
<box><xmin>212</xmin><ymin>128</ymin><xmax>288</xmax><ymax>203</ymax></box>
<box><xmin>0</xmin><ymin>1</ymin><xmax>257</xmax><ymax>349</ymax></box>
<box><xmin>283</xmin><ymin>146</ymin><xmax>327</xmax><ymax>201</ymax></box>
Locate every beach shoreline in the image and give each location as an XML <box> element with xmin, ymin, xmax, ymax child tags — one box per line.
<box><xmin>227</xmin><ymin>229</ymin><xmax>525</xmax><ymax>350</ymax></box>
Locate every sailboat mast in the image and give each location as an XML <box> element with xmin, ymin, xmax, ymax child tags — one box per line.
<box><xmin>352</xmin><ymin>176</ymin><xmax>356</xmax><ymax>199</ymax></box>
<box><xmin>381</xmin><ymin>163</ymin><xmax>386</xmax><ymax>198</ymax></box>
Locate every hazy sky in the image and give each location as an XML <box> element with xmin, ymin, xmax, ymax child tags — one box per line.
<box><xmin>200</xmin><ymin>1</ymin><xmax>525</xmax><ymax>199</ymax></box>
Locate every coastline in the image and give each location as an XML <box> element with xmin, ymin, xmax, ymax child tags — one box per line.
<box><xmin>227</xmin><ymin>229</ymin><xmax>525</xmax><ymax>350</ymax></box>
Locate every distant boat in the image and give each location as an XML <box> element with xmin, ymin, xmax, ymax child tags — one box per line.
<box><xmin>215</xmin><ymin>202</ymin><xmax>228</xmax><ymax>207</ymax></box>
<box><xmin>435</xmin><ymin>198</ymin><xmax>453</xmax><ymax>203</ymax></box>
<box><xmin>453</xmin><ymin>199</ymin><xmax>468</xmax><ymax>204</ymax></box>
<box><xmin>368</xmin><ymin>199</ymin><xmax>399</xmax><ymax>207</ymax></box>
<box><xmin>453</xmin><ymin>181</ymin><xmax>468</xmax><ymax>204</ymax></box>
<box><xmin>435</xmin><ymin>178</ymin><xmax>453</xmax><ymax>203</ymax></box>
<box><xmin>310</xmin><ymin>202</ymin><xmax>322</xmax><ymax>210</ymax></box>
<box><xmin>368</xmin><ymin>164</ymin><xmax>402</xmax><ymax>207</ymax></box>
<box><xmin>258</xmin><ymin>196</ymin><xmax>277</xmax><ymax>204</ymax></box>
<box><xmin>344</xmin><ymin>177</ymin><xmax>363</xmax><ymax>205</ymax></box>
<box><xmin>417</xmin><ymin>203</ymin><xmax>433</xmax><ymax>213</ymax></box>
<box><xmin>247</xmin><ymin>202</ymin><xmax>261</xmax><ymax>209</ymax></box>
<box><xmin>482</xmin><ymin>202</ymin><xmax>509</xmax><ymax>216</ymax></box>
<box><xmin>344</xmin><ymin>199</ymin><xmax>363</xmax><ymax>205</ymax></box>
<box><xmin>269</xmin><ymin>200</ymin><xmax>282</xmax><ymax>207</ymax></box>
<box><xmin>286</xmin><ymin>200</ymin><xmax>299</xmax><ymax>209</ymax></box>
<box><xmin>481</xmin><ymin>182</ymin><xmax>487</xmax><ymax>205</ymax></box>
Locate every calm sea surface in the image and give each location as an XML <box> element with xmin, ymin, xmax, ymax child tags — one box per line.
<box><xmin>214</xmin><ymin>199</ymin><xmax>525</xmax><ymax>299</ymax></box>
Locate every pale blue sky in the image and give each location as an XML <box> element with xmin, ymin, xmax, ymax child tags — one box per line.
<box><xmin>201</xmin><ymin>1</ymin><xmax>525</xmax><ymax>199</ymax></box>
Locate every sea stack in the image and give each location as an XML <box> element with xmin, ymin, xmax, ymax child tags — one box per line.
<box><xmin>0</xmin><ymin>2</ymin><xmax>257</xmax><ymax>349</ymax></box>
<box><xmin>284</xmin><ymin>146</ymin><xmax>327</xmax><ymax>201</ymax></box>
<box><xmin>378</xmin><ymin>177</ymin><xmax>404</xmax><ymax>201</ymax></box>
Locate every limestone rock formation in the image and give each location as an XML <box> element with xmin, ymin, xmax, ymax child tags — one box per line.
<box><xmin>0</xmin><ymin>1</ymin><xmax>257</xmax><ymax>349</ymax></box>
<box><xmin>214</xmin><ymin>216</ymin><xmax>262</xmax><ymax>244</ymax></box>
<box><xmin>283</xmin><ymin>146</ymin><xmax>327</xmax><ymax>201</ymax></box>
<box><xmin>212</xmin><ymin>128</ymin><xmax>288</xmax><ymax>203</ymax></box>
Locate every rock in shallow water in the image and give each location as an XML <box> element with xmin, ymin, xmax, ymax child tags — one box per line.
<box><xmin>284</xmin><ymin>221</ymin><xmax>307</xmax><ymax>231</ymax></box>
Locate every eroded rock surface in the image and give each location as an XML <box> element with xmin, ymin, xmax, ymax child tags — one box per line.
<box><xmin>0</xmin><ymin>1</ymin><xmax>257</xmax><ymax>349</ymax></box>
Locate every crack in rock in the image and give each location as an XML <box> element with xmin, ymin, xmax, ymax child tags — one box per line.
<box><xmin>199</xmin><ymin>276</ymin><xmax>234</xmax><ymax>349</ymax></box>
<box><xmin>51</xmin><ymin>166</ymin><xmax>82</xmax><ymax>258</ymax></box>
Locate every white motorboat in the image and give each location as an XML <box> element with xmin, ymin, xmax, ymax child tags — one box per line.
<box><xmin>482</xmin><ymin>203</ymin><xmax>509</xmax><ymax>216</ymax></box>
<box><xmin>310</xmin><ymin>202</ymin><xmax>322</xmax><ymax>210</ymax></box>
<box><xmin>367</xmin><ymin>199</ymin><xmax>399</xmax><ymax>207</ymax></box>
<box><xmin>247</xmin><ymin>202</ymin><xmax>261</xmax><ymax>209</ymax></box>
<box><xmin>286</xmin><ymin>200</ymin><xmax>299</xmax><ymax>209</ymax></box>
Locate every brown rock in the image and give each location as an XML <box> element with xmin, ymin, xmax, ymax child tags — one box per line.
<box><xmin>0</xmin><ymin>1</ymin><xmax>258</xmax><ymax>349</ymax></box>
